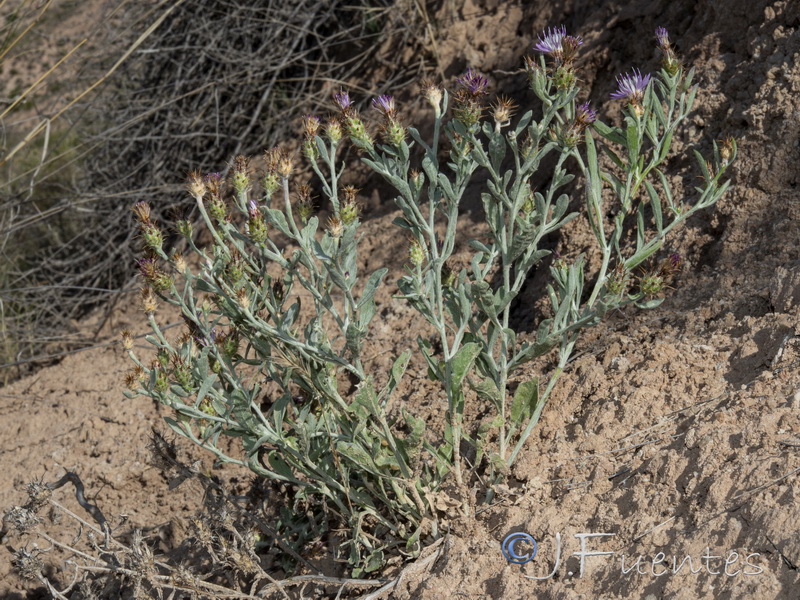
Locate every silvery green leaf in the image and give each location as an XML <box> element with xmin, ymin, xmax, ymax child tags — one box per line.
<box><xmin>283</xmin><ymin>299</ymin><xmax>301</xmax><ymax>328</ymax></box>
<box><xmin>488</xmin><ymin>129</ymin><xmax>506</xmax><ymax>170</ymax></box>
<box><xmin>592</xmin><ymin>120</ymin><xmax>626</xmax><ymax>146</ymax></box>
<box><xmin>336</xmin><ymin>440</ymin><xmax>377</xmax><ymax>473</ymax></box>
<box><xmin>163</xmin><ymin>416</ymin><xmax>189</xmax><ymax>438</ymax></box>
<box><xmin>509</xmin><ymin>222</ymin><xmax>538</xmax><ymax>262</ymax></box>
<box><xmin>265</xmin><ymin>452</ymin><xmax>297</xmax><ymax>482</ymax></box>
<box><xmin>450</xmin><ymin>342</ymin><xmax>481</xmax><ymax>392</ymax></box>
<box><xmin>636</xmin><ymin>296</ymin><xmax>666</xmax><ymax>309</ymax></box>
<box><xmin>552</xmin><ymin>193</ymin><xmax>570</xmax><ymax>222</ymax></box>
<box><xmin>392</xmin><ymin>216</ymin><xmax>415</xmax><ymax>231</ymax></box>
<box><xmin>195</xmin><ymin>373</ymin><xmax>218</xmax><ymax>406</ymax></box>
<box><xmin>694</xmin><ymin>149</ymin><xmax>710</xmax><ymax>181</ymax></box>
<box><xmin>468</xmin><ymin>239</ymin><xmax>492</xmax><ymax>254</ymax></box>
<box><xmin>468</xmin><ymin>376</ymin><xmax>501</xmax><ymax>402</ymax></box>
<box><xmin>624</xmin><ymin>115</ymin><xmax>639</xmax><ymax>154</ymax></box>
<box><xmin>644</xmin><ymin>180</ymin><xmax>664</xmax><ymax>232</ymax></box>
<box><xmin>358</xmin><ymin>268</ymin><xmax>387</xmax><ymax>314</ymax></box>
<box><xmin>346</xmin><ymin>323</ymin><xmax>366</xmax><ymax>356</ymax></box>
<box><xmin>194</xmin><ymin>279</ymin><xmax>218</xmax><ymax>294</ymax></box>
<box><xmin>471</xmin><ymin>280</ymin><xmax>497</xmax><ymax>320</ymax></box>
<box><xmin>515</xmin><ymin>110</ymin><xmax>533</xmax><ymax>136</ymax></box>
<box><xmin>313</xmin><ymin>239</ymin><xmax>332</xmax><ymax>262</ymax></box>
<box><xmin>351</xmin><ymin>377</ymin><xmax>379</xmax><ymax>419</ymax></box>
<box><xmin>510</xmin><ymin>379</ymin><xmax>539</xmax><ymax>422</ymax></box>
<box><xmin>266</xmin><ymin>208</ymin><xmax>292</xmax><ymax>236</ymax></box>
<box><xmin>625</xmin><ymin>240</ymin><xmax>662</xmax><ymax>271</ymax></box>
<box><xmin>421</xmin><ymin>154</ymin><xmax>437</xmax><ymax>183</ymax></box>
<box><xmin>232</xmin><ymin>390</ymin><xmax>264</xmax><ymax>435</ymax></box>
<box><xmin>379</xmin><ymin>350</ymin><xmax>411</xmax><ymax>405</ymax></box>
<box><xmin>327</xmin><ymin>266</ymin><xmax>348</xmax><ymax>291</ymax></box>
<box><xmin>437</xmin><ymin>173</ymin><xmax>456</xmax><ymax>204</ymax></box>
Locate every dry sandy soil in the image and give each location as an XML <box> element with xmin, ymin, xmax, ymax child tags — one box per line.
<box><xmin>2</xmin><ymin>0</ymin><xmax>800</xmax><ymax>598</ymax></box>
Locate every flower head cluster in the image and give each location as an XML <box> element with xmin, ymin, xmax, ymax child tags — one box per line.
<box><xmin>230</xmin><ymin>155</ymin><xmax>251</xmax><ymax>196</ymax></box>
<box><xmin>456</xmin><ymin>68</ymin><xmax>490</xmax><ymax>97</ymax></box>
<box><xmin>557</xmin><ymin>102</ymin><xmax>597</xmax><ymax>147</ymax></box>
<box><xmin>610</xmin><ymin>69</ymin><xmax>651</xmax><ymax>108</ymax></box>
<box><xmin>452</xmin><ymin>68</ymin><xmax>490</xmax><ymax>128</ymax></box>
<box><xmin>339</xmin><ymin>185</ymin><xmax>361</xmax><ymax>226</ymax></box>
<box><xmin>533</xmin><ymin>25</ymin><xmax>583</xmax><ymax>90</ymax></box>
<box><xmin>136</xmin><ymin>257</ymin><xmax>172</xmax><ymax>292</ymax></box>
<box><xmin>333</xmin><ymin>89</ymin><xmax>373</xmax><ymax>152</ymax></box>
<box><xmin>534</xmin><ymin>26</ymin><xmax>583</xmax><ymax>64</ymax></box>
<box><xmin>333</xmin><ymin>89</ymin><xmax>354</xmax><ymax>115</ymax></box>
<box><xmin>638</xmin><ymin>252</ymin><xmax>683</xmax><ymax>298</ymax></box>
<box><xmin>131</xmin><ymin>200</ymin><xmax>163</xmax><ymax>252</ymax></box>
<box><xmin>655</xmin><ymin>27</ymin><xmax>681</xmax><ymax>76</ymax></box>
<box><xmin>295</xmin><ymin>183</ymin><xmax>315</xmax><ymax>223</ymax></box>
<box><xmin>371</xmin><ymin>94</ymin><xmax>405</xmax><ymax>146</ymax></box>
<box><xmin>246</xmin><ymin>198</ymin><xmax>268</xmax><ymax>243</ymax></box>
<box><xmin>302</xmin><ymin>114</ymin><xmax>321</xmax><ymax>160</ymax></box>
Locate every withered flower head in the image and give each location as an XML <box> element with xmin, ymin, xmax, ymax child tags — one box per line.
<box><xmin>187</xmin><ymin>170</ymin><xmax>206</xmax><ymax>200</ymax></box>
<box><xmin>492</xmin><ymin>96</ymin><xmax>517</xmax><ymax>127</ymax></box>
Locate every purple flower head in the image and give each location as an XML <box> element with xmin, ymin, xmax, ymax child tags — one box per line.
<box><xmin>534</xmin><ymin>25</ymin><xmax>567</xmax><ymax>55</ymax></box>
<box><xmin>655</xmin><ymin>27</ymin><xmax>670</xmax><ymax>50</ymax></box>
<box><xmin>203</xmin><ymin>172</ymin><xmax>221</xmax><ymax>183</ymax></box>
<box><xmin>333</xmin><ymin>89</ymin><xmax>352</xmax><ymax>111</ymax></box>
<box><xmin>248</xmin><ymin>199</ymin><xmax>259</xmax><ymax>219</ymax></box>
<box><xmin>136</xmin><ymin>257</ymin><xmax>156</xmax><ymax>277</ymax></box>
<box><xmin>371</xmin><ymin>94</ymin><xmax>396</xmax><ymax>118</ymax></box>
<box><xmin>456</xmin><ymin>68</ymin><xmax>489</xmax><ymax>96</ymax></box>
<box><xmin>576</xmin><ymin>102</ymin><xmax>597</xmax><ymax>125</ymax></box>
<box><xmin>610</xmin><ymin>69</ymin><xmax>651</xmax><ymax>103</ymax></box>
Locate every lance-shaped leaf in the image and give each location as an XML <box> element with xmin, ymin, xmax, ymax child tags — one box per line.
<box><xmin>358</xmin><ymin>267</ymin><xmax>387</xmax><ymax>329</ymax></box>
<box><xmin>450</xmin><ymin>342</ymin><xmax>481</xmax><ymax>396</ymax></box>
<box><xmin>510</xmin><ymin>379</ymin><xmax>539</xmax><ymax>422</ymax></box>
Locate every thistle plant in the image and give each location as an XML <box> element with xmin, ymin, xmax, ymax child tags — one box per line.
<box><xmin>126</xmin><ymin>26</ymin><xmax>735</xmax><ymax>574</ymax></box>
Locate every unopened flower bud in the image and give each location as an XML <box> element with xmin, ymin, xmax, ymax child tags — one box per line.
<box><xmin>605</xmin><ymin>264</ymin><xmax>629</xmax><ymax>296</ymax></box>
<box><xmin>346</xmin><ymin>116</ymin><xmax>373</xmax><ymax>151</ymax></box>
<box><xmin>230</xmin><ymin>155</ymin><xmax>251</xmax><ymax>195</ymax></box>
<box><xmin>262</xmin><ymin>173</ymin><xmax>280</xmax><ymax>198</ymax></box>
<box><xmin>295</xmin><ymin>183</ymin><xmax>315</xmax><ymax>223</ymax></box>
<box><xmin>209</xmin><ymin>195</ymin><xmax>227</xmax><ymax>223</ymax></box>
<box><xmin>409</xmin><ymin>239</ymin><xmax>426</xmax><ymax>267</ymax></box>
<box><xmin>385</xmin><ymin>120</ymin><xmax>406</xmax><ymax>147</ymax></box>
<box><xmin>326</xmin><ymin>119</ymin><xmax>343</xmax><ymax>143</ymax></box>
<box><xmin>176</xmin><ymin>219</ymin><xmax>193</xmax><ymax>238</ymax></box>
<box><xmin>141</xmin><ymin>224</ymin><xmax>163</xmax><ymax>251</ymax></box>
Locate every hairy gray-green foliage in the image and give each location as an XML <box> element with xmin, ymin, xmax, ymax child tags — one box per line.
<box><xmin>128</xmin><ymin>34</ymin><xmax>735</xmax><ymax>575</ymax></box>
